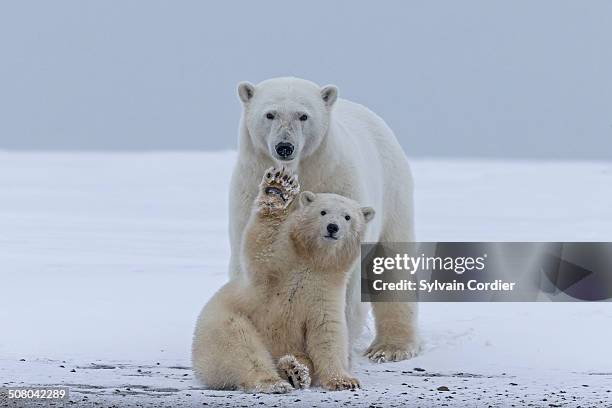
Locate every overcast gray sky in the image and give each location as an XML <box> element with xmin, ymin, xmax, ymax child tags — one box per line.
<box><xmin>1</xmin><ymin>1</ymin><xmax>611</xmax><ymax>159</ymax></box>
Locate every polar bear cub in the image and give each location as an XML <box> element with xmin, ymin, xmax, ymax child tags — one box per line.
<box><xmin>192</xmin><ymin>167</ymin><xmax>375</xmax><ymax>393</ymax></box>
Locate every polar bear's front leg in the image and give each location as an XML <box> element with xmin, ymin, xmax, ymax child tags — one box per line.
<box><xmin>242</xmin><ymin>167</ymin><xmax>300</xmax><ymax>279</ymax></box>
<box><xmin>366</xmin><ymin>302</ymin><xmax>420</xmax><ymax>362</ymax></box>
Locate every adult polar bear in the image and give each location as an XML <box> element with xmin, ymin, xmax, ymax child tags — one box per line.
<box><xmin>229</xmin><ymin>77</ymin><xmax>418</xmax><ymax>362</ymax></box>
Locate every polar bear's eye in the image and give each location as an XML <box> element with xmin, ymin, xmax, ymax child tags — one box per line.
<box><xmin>345</xmin><ymin>215</ymin><xmax>351</xmax><ymax>221</ymax></box>
<box><xmin>299</xmin><ymin>114</ymin><xmax>308</xmax><ymax>121</ymax></box>
<box><xmin>320</xmin><ymin>211</ymin><xmax>326</xmax><ymax>216</ymax></box>
<box><xmin>266</xmin><ymin>112</ymin><xmax>275</xmax><ymax>120</ymax></box>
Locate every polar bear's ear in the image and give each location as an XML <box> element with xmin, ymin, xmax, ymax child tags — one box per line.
<box><xmin>361</xmin><ymin>207</ymin><xmax>375</xmax><ymax>223</ymax></box>
<box><xmin>299</xmin><ymin>191</ymin><xmax>316</xmax><ymax>206</ymax></box>
<box><xmin>320</xmin><ymin>85</ymin><xmax>338</xmax><ymax>107</ymax></box>
<box><xmin>237</xmin><ymin>82</ymin><xmax>256</xmax><ymax>104</ymax></box>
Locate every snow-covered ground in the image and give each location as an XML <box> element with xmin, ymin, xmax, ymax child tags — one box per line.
<box><xmin>1</xmin><ymin>152</ymin><xmax>611</xmax><ymax>407</ymax></box>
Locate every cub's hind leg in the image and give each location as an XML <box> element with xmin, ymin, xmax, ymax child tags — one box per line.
<box><xmin>192</xmin><ymin>299</ymin><xmax>292</xmax><ymax>393</ymax></box>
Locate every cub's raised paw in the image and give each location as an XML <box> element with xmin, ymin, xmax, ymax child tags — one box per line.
<box><xmin>249</xmin><ymin>378</ymin><xmax>294</xmax><ymax>394</ymax></box>
<box><xmin>321</xmin><ymin>374</ymin><xmax>361</xmax><ymax>391</ymax></box>
<box><xmin>277</xmin><ymin>355</ymin><xmax>311</xmax><ymax>389</ymax></box>
<box><xmin>257</xmin><ymin>167</ymin><xmax>300</xmax><ymax>210</ymax></box>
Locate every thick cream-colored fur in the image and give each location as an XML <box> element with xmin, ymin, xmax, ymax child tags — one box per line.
<box><xmin>193</xmin><ymin>168</ymin><xmax>371</xmax><ymax>392</ymax></box>
<box><xmin>229</xmin><ymin>77</ymin><xmax>418</xmax><ymax>362</ymax></box>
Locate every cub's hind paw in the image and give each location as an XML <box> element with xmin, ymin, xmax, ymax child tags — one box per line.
<box><xmin>257</xmin><ymin>167</ymin><xmax>300</xmax><ymax>210</ymax></box>
<box><xmin>277</xmin><ymin>355</ymin><xmax>311</xmax><ymax>389</ymax></box>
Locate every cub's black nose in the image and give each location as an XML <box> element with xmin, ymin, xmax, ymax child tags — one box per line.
<box><xmin>275</xmin><ymin>142</ymin><xmax>294</xmax><ymax>158</ymax></box>
<box><xmin>327</xmin><ymin>223</ymin><xmax>339</xmax><ymax>234</ymax></box>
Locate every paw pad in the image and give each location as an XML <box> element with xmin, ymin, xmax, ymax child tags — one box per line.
<box><xmin>277</xmin><ymin>355</ymin><xmax>311</xmax><ymax>389</ymax></box>
<box><xmin>258</xmin><ymin>167</ymin><xmax>300</xmax><ymax>209</ymax></box>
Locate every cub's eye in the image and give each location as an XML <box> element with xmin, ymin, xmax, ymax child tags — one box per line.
<box><xmin>345</xmin><ymin>215</ymin><xmax>351</xmax><ymax>221</ymax></box>
<box><xmin>299</xmin><ymin>114</ymin><xmax>308</xmax><ymax>121</ymax></box>
<box><xmin>266</xmin><ymin>113</ymin><xmax>275</xmax><ymax>120</ymax></box>
<box><xmin>320</xmin><ymin>211</ymin><xmax>326</xmax><ymax>216</ymax></box>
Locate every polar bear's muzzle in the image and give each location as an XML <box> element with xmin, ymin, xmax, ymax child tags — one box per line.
<box><xmin>275</xmin><ymin>142</ymin><xmax>295</xmax><ymax>160</ymax></box>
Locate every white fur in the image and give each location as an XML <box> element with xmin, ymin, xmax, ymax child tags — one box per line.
<box><xmin>229</xmin><ymin>77</ymin><xmax>418</xmax><ymax>362</ymax></box>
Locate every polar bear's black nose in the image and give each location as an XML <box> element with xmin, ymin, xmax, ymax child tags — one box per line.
<box><xmin>327</xmin><ymin>223</ymin><xmax>339</xmax><ymax>234</ymax></box>
<box><xmin>275</xmin><ymin>142</ymin><xmax>294</xmax><ymax>158</ymax></box>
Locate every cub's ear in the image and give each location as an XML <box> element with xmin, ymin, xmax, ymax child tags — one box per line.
<box><xmin>237</xmin><ymin>81</ymin><xmax>256</xmax><ymax>104</ymax></box>
<box><xmin>361</xmin><ymin>207</ymin><xmax>375</xmax><ymax>223</ymax></box>
<box><xmin>299</xmin><ymin>191</ymin><xmax>316</xmax><ymax>206</ymax></box>
<box><xmin>320</xmin><ymin>85</ymin><xmax>338</xmax><ymax>107</ymax></box>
